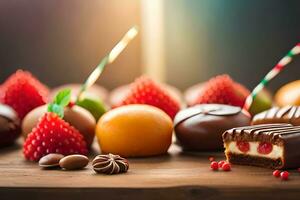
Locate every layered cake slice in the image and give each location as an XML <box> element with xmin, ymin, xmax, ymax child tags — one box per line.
<box><xmin>223</xmin><ymin>124</ymin><xmax>300</xmax><ymax>169</ymax></box>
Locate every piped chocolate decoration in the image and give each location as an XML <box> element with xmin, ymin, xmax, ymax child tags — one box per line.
<box><xmin>252</xmin><ymin>106</ymin><xmax>300</xmax><ymax>126</ymax></box>
<box><xmin>174</xmin><ymin>104</ymin><xmax>250</xmax><ymax>151</ymax></box>
<box><xmin>174</xmin><ymin>104</ymin><xmax>241</xmax><ymax>127</ymax></box>
<box><xmin>92</xmin><ymin>154</ymin><xmax>129</xmax><ymax>175</ymax></box>
<box><xmin>223</xmin><ymin>123</ymin><xmax>300</xmax><ymax>169</ymax></box>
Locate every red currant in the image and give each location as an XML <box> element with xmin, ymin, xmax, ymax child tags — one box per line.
<box><xmin>273</xmin><ymin>170</ymin><xmax>281</xmax><ymax>177</ymax></box>
<box><xmin>218</xmin><ymin>160</ymin><xmax>226</xmax><ymax>168</ymax></box>
<box><xmin>222</xmin><ymin>162</ymin><xmax>231</xmax><ymax>171</ymax></box>
<box><xmin>237</xmin><ymin>141</ymin><xmax>250</xmax><ymax>153</ymax></box>
<box><xmin>210</xmin><ymin>161</ymin><xmax>219</xmax><ymax>171</ymax></box>
<box><xmin>280</xmin><ymin>171</ymin><xmax>289</xmax><ymax>180</ymax></box>
<box><xmin>209</xmin><ymin>156</ymin><xmax>215</xmax><ymax>162</ymax></box>
<box><xmin>257</xmin><ymin>142</ymin><xmax>273</xmax><ymax>155</ymax></box>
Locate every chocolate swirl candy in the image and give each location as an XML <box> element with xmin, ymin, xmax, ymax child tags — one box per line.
<box><xmin>223</xmin><ymin>123</ymin><xmax>300</xmax><ymax>169</ymax></box>
<box><xmin>174</xmin><ymin>104</ymin><xmax>250</xmax><ymax>151</ymax></box>
<box><xmin>92</xmin><ymin>154</ymin><xmax>129</xmax><ymax>174</ymax></box>
<box><xmin>252</xmin><ymin>106</ymin><xmax>300</xmax><ymax>126</ymax></box>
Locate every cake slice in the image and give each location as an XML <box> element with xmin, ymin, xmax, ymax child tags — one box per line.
<box><xmin>223</xmin><ymin>124</ymin><xmax>300</xmax><ymax>169</ymax></box>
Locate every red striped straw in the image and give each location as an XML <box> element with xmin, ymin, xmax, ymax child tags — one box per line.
<box><xmin>243</xmin><ymin>43</ymin><xmax>300</xmax><ymax>114</ymax></box>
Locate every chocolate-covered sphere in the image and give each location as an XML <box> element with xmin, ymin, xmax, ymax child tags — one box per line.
<box><xmin>22</xmin><ymin>105</ymin><xmax>96</xmax><ymax>147</ymax></box>
<box><xmin>174</xmin><ymin>104</ymin><xmax>250</xmax><ymax>151</ymax></box>
<box><xmin>0</xmin><ymin>104</ymin><xmax>21</xmax><ymax>147</ymax></box>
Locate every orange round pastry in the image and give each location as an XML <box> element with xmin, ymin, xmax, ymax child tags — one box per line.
<box><xmin>96</xmin><ymin>105</ymin><xmax>173</xmax><ymax>157</ymax></box>
<box><xmin>275</xmin><ymin>80</ymin><xmax>300</xmax><ymax>106</ymax></box>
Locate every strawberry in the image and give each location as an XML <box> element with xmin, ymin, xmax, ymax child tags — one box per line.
<box><xmin>0</xmin><ymin>70</ymin><xmax>49</xmax><ymax>119</ymax></box>
<box><xmin>23</xmin><ymin>89</ymin><xmax>88</xmax><ymax>161</ymax></box>
<box><xmin>117</xmin><ymin>76</ymin><xmax>180</xmax><ymax>119</ymax></box>
<box><xmin>192</xmin><ymin>74</ymin><xmax>250</xmax><ymax>108</ymax></box>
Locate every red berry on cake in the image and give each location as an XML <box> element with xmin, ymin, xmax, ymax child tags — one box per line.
<box><xmin>116</xmin><ymin>76</ymin><xmax>181</xmax><ymax>120</ymax></box>
<box><xmin>0</xmin><ymin>70</ymin><xmax>49</xmax><ymax>119</ymax></box>
<box><xmin>192</xmin><ymin>74</ymin><xmax>250</xmax><ymax>108</ymax></box>
<box><xmin>23</xmin><ymin>89</ymin><xmax>88</xmax><ymax>161</ymax></box>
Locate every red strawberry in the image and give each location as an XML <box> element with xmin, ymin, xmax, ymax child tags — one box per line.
<box><xmin>23</xmin><ymin>112</ymin><xmax>88</xmax><ymax>161</ymax></box>
<box><xmin>192</xmin><ymin>74</ymin><xmax>250</xmax><ymax>108</ymax></box>
<box><xmin>0</xmin><ymin>70</ymin><xmax>49</xmax><ymax>119</ymax></box>
<box><xmin>117</xmin><ymin>76</ymin><xmax>180</xmax><ymax>119</ymax></box>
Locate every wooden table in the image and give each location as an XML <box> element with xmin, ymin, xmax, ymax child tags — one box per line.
<box><xmin>0</xmin><ymin>141</ymin><xmax>300</xmax><ymax>200</ymax></box>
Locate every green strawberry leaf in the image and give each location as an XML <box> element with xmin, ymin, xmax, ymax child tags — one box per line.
<box><xmin>54</xmin><ymin>89</ymin><xmax>71</xmax><ymax>107</ymax></box>
<box><xmin>48</xmin><ymin>88</ymin><xmax>72</xmax><ymax>118</ymax></box>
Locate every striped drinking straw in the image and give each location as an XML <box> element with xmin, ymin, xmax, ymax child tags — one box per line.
<box><xmin>242</xmin><ymin>43</ymin><xmax>300</xmax><ymax>114</ymax></box>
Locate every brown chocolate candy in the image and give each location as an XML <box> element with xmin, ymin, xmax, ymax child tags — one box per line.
<box><xmin>0</xmin><ymin>104</ymin><xmax>21</xmax><ymax>147</ymax></box>
<box><xmin>59</xmin><ymin>155</ymin><xmax>89</xmax><ymax>170</ymax></box>
<box><xmin>92</xmin><ymin>154</ymin><xmax>129</xmax><ymax>175</ymax></box>
<box><xmin>174</xmin><ymin>104</ymin><xmax>250</xmax><ymax>151</ymax></box>
<box><xmin>252</xmin><ymin>106</ymin><xmax>300</xmax><ymax>126</ymax></box>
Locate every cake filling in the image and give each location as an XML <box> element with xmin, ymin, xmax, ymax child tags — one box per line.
<box><xmin>225</xmin><ymin>141</ymin><xmax>283</xmax><ymax>159</ymax></box>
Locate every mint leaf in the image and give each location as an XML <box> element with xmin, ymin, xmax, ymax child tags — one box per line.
<box><xmin>48</xmin><ymin>103</ymin><xmax>64</xmax><ymax>118</ymax></box>
<box><xmin>48</xmin><ymin>88</ymin><xmax>72</xmax><ymax>118</ymax></box>
<box><xmin>54</xmin><ymin>89</ymin><xmax>71</xmax><ymax>107</ymax></box>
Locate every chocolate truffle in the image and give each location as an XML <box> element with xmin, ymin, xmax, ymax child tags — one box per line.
<box><xmin>22</xmin><ymin>104</ymin><xmax>96</xmax><ymax>147</ymax></box>
<box><xmin>0</xmin><ymin>104</ymin><xmax>21</xmax><ymax>147</ymax></box>
<box><xmin>174</xmin><ymin>104</ymin><xmax>250</xmax><ymax>151</ymax></box>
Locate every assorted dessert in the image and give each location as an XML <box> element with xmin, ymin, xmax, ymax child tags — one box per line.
<box><xmin>174</xmin><ymin>104</ymin><xmax>250</xmax><ymax>151</ymax></box>
<box><xmin>223</xmin><ymin>124</ymin><xmax>300</xmax><ymax>169</ymax></box>
<box><xmin>1</xmin><ymin>65</ymin><xmax>300</xmax><ymax>178</ymax></box>
<box><xmin>96</xmin><ymin>104</ymin><xmax>173</xmax><ymax>157</ymax></box>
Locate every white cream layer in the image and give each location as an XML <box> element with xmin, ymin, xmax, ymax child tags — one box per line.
<box><xmin>226</xmin><ymin>142</ymin><xmax>283</xmax><ymax>159</ymax></box>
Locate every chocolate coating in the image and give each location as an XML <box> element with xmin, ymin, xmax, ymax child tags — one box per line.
<box><xmin>174</xmin><ymin>104</ymin><xmax>250</xmax><ymax>151</ymax></box>
<box><xmin>252</xmin><ymin>106</ymin><xmax>300</xmax><ymax>126</ymax></box>
<box><xmin>223</xmin><ymin>124</ymin><xmax>300</xmax><ymax>169</ymax></box>
<box><xmin>0</xmin><ymin>104</ymin><xmax>21</xmax><ymax>147</ymax></box>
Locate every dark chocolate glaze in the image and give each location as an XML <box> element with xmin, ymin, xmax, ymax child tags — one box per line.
<box><xmin>174</xmin><ymin>104</ymin><xmax>250</xmax><ymax>151</ymax></box>
<box><xmin>252</xmin><ymin>106</ymin><xmax>300</xmax><ymax>125</ymax></box>
<box><xmin>0</xmin><ymin>104</ymin><xmax>21</xmax><ymax>147</ymax></box>
<box><xmin>223</xmin><ymin>123</ymin><xmax>300</xmax><ymax>169</ymax></box>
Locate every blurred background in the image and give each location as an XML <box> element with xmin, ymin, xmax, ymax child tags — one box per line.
<box><xmin>0</xmin><ymin>0</ymin><xmax>300</xmax><ymax>92</ymax></box>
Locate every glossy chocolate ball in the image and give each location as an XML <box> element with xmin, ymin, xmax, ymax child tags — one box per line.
<box><xmin>174</xmin><ymin>104</ymin><xmax>250</xmax><ymax>151</ymax></box>
<box><xmin>0</xmin><ymin>104</ymin><xmax>21</xmax><ymax>147</ymax></box>
<box><xmin>22</xmin><ymin>105</ymin><xmax>96</xmax><ymax>147</ymax></box>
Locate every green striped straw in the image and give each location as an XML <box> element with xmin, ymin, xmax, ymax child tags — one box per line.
<box><xmin>243</xmin><ymin>43</ymin><xmax>300</xmax><ymax>113</ymax></box>
<box><xmin>76</xmin><ymin>26</ymin><xmax>139</xmax><ymax>102</ymax></box>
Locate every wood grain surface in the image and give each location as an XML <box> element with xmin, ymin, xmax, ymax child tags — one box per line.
<box><xmin>0</xmin><ymin>141</ymin><xmax>300</xmax><ymax>200</ymax></box>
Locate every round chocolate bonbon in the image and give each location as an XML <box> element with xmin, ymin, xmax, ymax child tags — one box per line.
<box><xmin>92</xmin><ymin>154</ymin><xmax>129</xmax><ymax>175</ymax></box>
<box><xmin>174</xmin><ymin>104</ymin><xmax>250</xmax><ymax>151</ymax></box>
<box><xmin>0</xmin><ymin>104</ymin><xmax>21</xmax><ymax>147</ymax></box>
